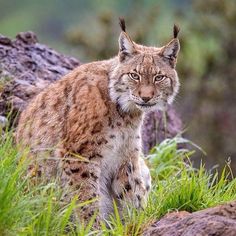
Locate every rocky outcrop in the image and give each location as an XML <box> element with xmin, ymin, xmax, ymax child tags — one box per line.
<box><xmin>144</xmin><ymin>201</ymin><xmax>236</xmax><ymax>236</ymax></box>
<box><xmin>0</xmin><ymin>31</ymin><xmax>79</xmax><ymax>118</ymax></box>
<box><xmin>0</xmin><ymin>31</ymin><xmax>181</xmax><ymax>151</ymax></box>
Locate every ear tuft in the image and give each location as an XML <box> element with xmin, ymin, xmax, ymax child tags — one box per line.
<box><xmin>119</xmin><ymin>17</ymin><xmax>126</xmax><ymax>32</ymax></box>
<box><xmin>118</xmin><ymin>18</ymin><xmax>136</xmax><ymax>61</ymax></box>
<box><xmin>173</xmin><ymin>24</ymin><xmax>180</xmax><ymax>38</ymax></box>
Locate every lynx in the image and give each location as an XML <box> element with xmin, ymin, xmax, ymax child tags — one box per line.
<box><xmin>16</xmin><ymin>19</ymin><xmax>180</xmax><ymax>225</ymax></box>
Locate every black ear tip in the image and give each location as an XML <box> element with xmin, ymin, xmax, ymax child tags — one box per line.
<box><xmin>119</xmin><ymin>17</ymin><xmax>126</xmax><ymax>32</ymax></box>
<box><xmin>173</xmin><ymin>24</ymin><xmax>180</xmax><ymax>38</ymax></box>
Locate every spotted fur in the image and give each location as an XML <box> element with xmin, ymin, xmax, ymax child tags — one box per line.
<box><xmin>16</xmin><ymin>19</ymin><xmax>180</xmax><ymax>226</ymax></box>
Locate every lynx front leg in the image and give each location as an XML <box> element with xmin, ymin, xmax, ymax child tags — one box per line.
<box><xmin>112</xmin><ymin>156</ymin><xmax>151</xmax><ymax>210</ymax></box>
<box><xmin>61</xmin><ymin>157</ymin><xmax>101</xmax><ymax>226</ymax></box>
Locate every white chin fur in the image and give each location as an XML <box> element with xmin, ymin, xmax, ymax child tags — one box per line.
<box><xmin>135</xmin><ymin>101</ymin><xmax>167</xmax><ymax>112</ymax></box>
<box><xmin>136</xmin><ymin>105</ymin><xmax>155</xmax><ymax>112</ymax></box>
<box><xmin>135</xmin><ymin>103</ymin><xmax>166</xmax><ymax>112</ymax></box>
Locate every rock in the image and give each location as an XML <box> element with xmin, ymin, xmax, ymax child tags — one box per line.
<box><xmin>0</xmin><ymin>31</ymin><xmax>182</xmax><ymax>152</ymax></box>
<box><xmin>0</xmin><ymin>31</ymin><xmax>80</xmax><ymax>118</ymax></box>
<box><xmin>142</xmin><ymin>107</ymin><xmax>182</xmax><ymax>154</ymax></box>
<box><xmin>144</xmin><ymin>201</ymin><xmax>236</xmax><ymax>236</ymax></box>
<box><xmin>0</xmin><ymin>115</ymin><xmax>8</xmax><ymax>128</ymax></box>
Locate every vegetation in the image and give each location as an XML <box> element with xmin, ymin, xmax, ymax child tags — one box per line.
<box><xmin>0</xmin><ymin>131</ymin><xmax>235</xmax><ymax>235</ymax></box>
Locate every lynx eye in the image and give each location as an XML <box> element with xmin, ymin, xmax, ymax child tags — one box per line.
<box><xmin>153</xmin><ymin>75</ymin><xmax>166</xmax><ymax>83</ymax></box>
<box><xmin>128</xmin><ymin>73</ymin><xmax>140</xmax><ymax>81</ymax></box>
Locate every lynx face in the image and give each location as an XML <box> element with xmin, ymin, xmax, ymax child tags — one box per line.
<box><xmin>109</xmin><ymin>23</ymin><xmax>180</xmax><ymax>113</ymax></box>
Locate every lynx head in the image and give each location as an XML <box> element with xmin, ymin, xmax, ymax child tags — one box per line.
<box><xmin>109</xmin><ymin>18</ymin><xmax>180</xmax><ymax>113</ymax></box>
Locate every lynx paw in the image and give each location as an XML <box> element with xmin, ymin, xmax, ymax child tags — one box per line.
<box><xmin>112</xmin><ymin>158</ymin><xmax>151</xmax><ymax>209</ymax></box>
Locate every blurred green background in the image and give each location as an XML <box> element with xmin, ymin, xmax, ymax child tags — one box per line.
<box><xmin>1</xmin><ymin>0</ymin><xmax>236</xmax><ymax>172</ymax></box>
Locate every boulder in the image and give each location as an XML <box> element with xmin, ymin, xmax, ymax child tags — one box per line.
<box><xmin>144</xmin><ymin>201</ymin><xmax>236</xmax><ymax>236</ymax></box>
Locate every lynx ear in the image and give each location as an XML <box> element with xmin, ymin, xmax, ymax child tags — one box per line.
<box><xmin>160</xmin><ymin>24</ymin><xmax>180</xmax><ymax>67</ymax></box>
<box><xmin>119</xmin><ymin>32</ymin><xmax>135</xmax><ymax>54</ymax></box>
<box><xmin>118</xmin><ymin>18</ymin><xmax>136</xmax><ymax>61</ymax></box>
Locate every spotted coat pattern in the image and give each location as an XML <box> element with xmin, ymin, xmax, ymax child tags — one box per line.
<box><xmin>16</xmin><ymin>21</ymin><xmax>180</xmax><ymax>226</ymax></box>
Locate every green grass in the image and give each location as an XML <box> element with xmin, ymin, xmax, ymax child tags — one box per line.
<box><xmin>0</xmin><ymin>132</ymin><xmax>235</xmax><ymax>235</ymax></box>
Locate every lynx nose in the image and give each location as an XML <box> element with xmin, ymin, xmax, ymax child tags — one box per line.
<box><xmin>141</xmin><ymin>97</ymin><xmax>151</xmax><ymax>103</ymax></box>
